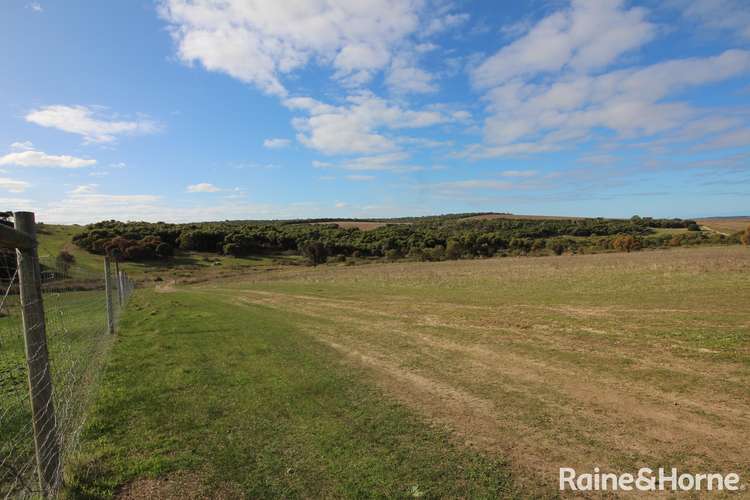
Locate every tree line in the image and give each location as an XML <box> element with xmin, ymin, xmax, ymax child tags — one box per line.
<box><xmin>70</xmin><ymin>214</ymin><xmax>744</xmax><ymax>265</ymax></box>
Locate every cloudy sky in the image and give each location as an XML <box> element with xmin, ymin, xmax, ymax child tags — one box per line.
<box><xmin>1</xmin><ymin>0</ymin><xmax>749</xmax><ymax>223</ymax></box>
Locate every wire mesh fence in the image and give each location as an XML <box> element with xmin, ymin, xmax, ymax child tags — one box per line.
<box><xmin>0</xmin><ymin>213</ymin><xmax>134</xmax><ymax>499</ymax></box>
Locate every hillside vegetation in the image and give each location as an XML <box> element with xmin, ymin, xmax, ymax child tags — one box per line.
<box><xmin>70</xmin><ymin>214</ymin><xmax>739</xmax><ymax>264</ymax></box>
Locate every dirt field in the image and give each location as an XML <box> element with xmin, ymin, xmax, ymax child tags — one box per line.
<box><xmin>201</xmin><ymin>246</ymin><xmax>750</xmax><ymax>493</ymax></box>
<box><xmin>697</xmin><ymin>217</ymin><xmax>750</xmax><ymax>234</ymax></box>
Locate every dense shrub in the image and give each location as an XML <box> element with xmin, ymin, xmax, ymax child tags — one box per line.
<box><xmin>72</xmin><ymin>214</ymin><xmax>738</xmax><ymax>263</ymax></box>
<box><xmin>611</xmin><ymin>234</ymin><xmax>641</xmax><ymax>253</ymax></box>
<box><xmin>55</xmin><ymin>250</ymin><xmax>75</xmax><ymax>276</ymax></box>
<box><xmin>300</xmin><ymin>241</ymin><xmax>328</xmax><ymax>266</ymax></box>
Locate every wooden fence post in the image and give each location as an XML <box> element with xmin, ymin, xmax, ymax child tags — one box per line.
<box><xmin>14</xmin><ymin>211</ymin><xmax>60</xmax><ymax>496</ymax></box>
<box><xmin>104</xmin><ymin>256</ymin><xmax>114</xmax><ymax>334</ymax></box>
<box><xmin>114</xmin><ymin>260</ymin><xmax>123</xmax><ymax>306</ymax></box>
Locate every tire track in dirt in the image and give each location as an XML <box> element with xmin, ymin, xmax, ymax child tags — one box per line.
<box><xmin>216</xmin><ymin>289</ymin><xmax>750</xmax><ymax>489</ymax></box>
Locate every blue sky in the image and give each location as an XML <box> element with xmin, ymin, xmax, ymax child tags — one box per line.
<box><xmin>1</xmin><ymin>0</ymin><xmax>749</xmax><ymax>223</ymax></box>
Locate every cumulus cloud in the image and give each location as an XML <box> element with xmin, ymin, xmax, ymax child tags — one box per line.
<box><xmin>263</xmin><ymin>138</ymin><xmax>291</xmax><ymax>149</ymax></box>
<box><xmin>0</xmin><ymin>145</ymin><xmax>97</xmax><ymax>168</ymax></box>
<box><xmin>0</xmin><ymin>178</ymin><xmax>30</xmax><ymax>193</ymax></box>
<box><xmin>422</xmin><ymin>12</ymin><xmax>470</xmax><ymax>36</ymax></box>
<box><xmin>345</xmin><ymin>174</ymin><xmax>375</xmax><ymax>181</ymax></box>
<box><xmin>10</xmin><ymin>141</ymin><xmax>34</xmax><ymax>151</ymax></box>
<box><xmin>317</xmin><ymin>152</ymin><xmax>423</xmax><ymax>172</ymax></box>
<box><xmin>431</xmin><ymin>179</ymin><xmax>515</xmax><ymax>191</ymax></box>
<box><xmin>186</xmin><ymin>182</ymin><xmax>222</xmax><ymax>193</ymax></box>
<box><xmin>501</xmin><ymin>170</ymin><xmax>537</xmax><ymax>178</ymax></box>
<box><xmin>462</xmin><ymin>0</ymin><xmax>750</xmax><ymax>160</ymax></box>
<box><xmin>472</xmin><ymin>0</ymin><xmax>655</xmax><ymax>88</ymax></box>
<box><xmin>478</xmin><ymin>49</ymin><xmax>750</xmax><ymax>152</ymax></box>
<box><xmin>675</xmin><ymin>0</ymin><xmax>750</xmax><ymax>40</ymax></box>
<box><xmin>286</xmin><ymin>93</ymin><xmax>450</xmax><ymax>155</ymax></box>
<box><xmin>25</xmin><ymin>105</ymin><xmax>159</xmax><ymax>143</ymax></box>
<box><xmin>158</xmin><ymin>0</ymin><xmax>425</xmax><ymax>95</ymax></box>
<box><xmin>69</xmin><ymin>184</ymin><xmax>98</xmax><ymax>194</ymax></box>
<box><xmin>386</xmin><ymin>55</ymin><xmax>437</xmax><ymax>94</ymax></box>
<box><xmin>39</xmin><ymin>190</ymin><xmax>163</xmax><ymax>223</ymax></box>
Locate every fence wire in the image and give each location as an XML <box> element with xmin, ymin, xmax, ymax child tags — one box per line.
<box><xmin>0</xmin><ymin>216</ymin><xmax>134</xmax><ymax>498</ymax></box>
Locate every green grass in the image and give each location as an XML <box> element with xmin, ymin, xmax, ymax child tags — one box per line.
<box><xmin>184</xmin><ymin>246</ymin><xmax>749</xmax><ymax>487</ymax></box>
<box><xmin>0</xmin><ymin>288</ymin><xmax>115</xmax><ymax>496</ymax></box>
<box><xmin>36</xmin><ymin>224</ymin><xmax>102</xmax><ymax>274</ymax></box>
<box><xmin>65</xmin><ymin>290</ymin><xmax>520</xmax><ymax>499</ymax></box>
<box><xmin>28</xmin><ymin>242</ymin><xmax>748</xmax><ymax>497</ymax></box>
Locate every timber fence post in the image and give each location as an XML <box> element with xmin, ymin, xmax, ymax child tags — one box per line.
<box><xmin>14</xmin><ymin>211</ymin><xmax>61</xmax><ymax>497</ymax></box>
<box><xmin>114</xmin><ymin>259</ymin><xmax>123</xmax><ymax>307</ymax></box>
<box><xmin>104</xmin><ymin>256</ymin><xmax>115</xmax><ymax>334</ymax></box>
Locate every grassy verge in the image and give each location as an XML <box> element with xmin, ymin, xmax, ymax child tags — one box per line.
<box><xmin>65</xmin><ymin>289</ymin><xmax>520</xmax><ymax>498</ymax></box>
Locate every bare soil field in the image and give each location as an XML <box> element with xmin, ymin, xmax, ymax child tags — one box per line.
<box><xmin>200</xmin><ymin>246</ymin><xmax>750</xmax><ymax>493</ymax></box>
<box><xmin>697</xmin><ymin>217</ymin><xmax>750</xmax><ymax>234</ymax></box>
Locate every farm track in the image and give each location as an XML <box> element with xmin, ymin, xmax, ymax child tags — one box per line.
<box><xmin>195</xmin><ymin>247</ymin><xmax>750</xmax><ymax>492</ymax></box>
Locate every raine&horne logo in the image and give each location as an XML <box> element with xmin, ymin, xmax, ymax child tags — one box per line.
<box><xmin>559</xmin><ymin>467</ymin><xmax>744</xmax><ymax>492</ymax></box>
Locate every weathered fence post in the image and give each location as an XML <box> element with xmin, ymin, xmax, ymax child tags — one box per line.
<box><xmin>104</xmin><ymin>256</ymin><xmax>115</xmax><ymax>334</ymax></box>
<box><xmin>114</xmin><ymin>259</ymin><xmax>123</xmax><ymax>306</ymax></box>
<box><xmin>14</xmin><ymin>211</ymin><xmax>60</xmax><ymax>497</ymax></box>
<box><xmin>118</xmin><ymin>270</ymin><xmax>125</xmax><ymax>305</ymax></box>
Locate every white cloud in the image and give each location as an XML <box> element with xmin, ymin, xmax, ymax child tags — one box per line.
<box><xmin>0</xmin><ymin>146</ymin><xmax>96</xmax><ymax>168</ymax></box>
<box><xmin>473</xmin><ymin>49</ymin><xmax>750</xmax><ymax>157</ymax></box>
<box><xmin>675</xmin><ymin>0</ymin><xmax>750</xmax><ymax>40</ymax></box>
<box><xmin>501</xmin><ymin>170</ymin><xmax>537</xmax><ymax>178</ymax></box>
<box><xmin>386</xmin><ymin>55</ymin><xmax>437</xmax><ymax>94</ymax></box>
<box><xmin>334</xmin><ymin>202</ymin><xmax>348</xmax><ymax>208</ymax></box>
<box><xmin>451</xmin><ymin>110</ymin><xmax>471</xmax><ymax>121</ymax></box>
<box><xmin>25</xmin><ymin>105</ymin><xmax>159</xmax><ymax>143</ymax></box>
<box><xmin>28</xmin><ymin>2</ymin><xmax>42</xmax><ymax>12</ymax></box>
<box><xmin>186</xmin><ymin>183</ymin><xmax>222</xmax><ymax>193</ymax></box>
<box><xmin>39</xmin><ymin>191</ymin><xmax>163</xmax><ymax>223</ymax></box>
<box><xmin>432</xmin><ymin>179</ymin><xmax>515</xmax><ymax>190</ymax></box>
<box><xmin>158</xmin><ymin>0</ymin><xmax>424</xmax><ymax>95</ymax></box>
<box><xmin>422</xmin><ymin>12</ymin><xmax>470</xmax><ymax>36</ymax></box>
<box><xmin>263</xmin><ymin>138</ymin><xmax>291</xmax><ymax>149</ymax></box>
<box><xmin>287</xmin><ymin>93</ymin><xmax>449</xmax><ymax>155</ymax></box>
<box><xmin>322</xmin><ymin>152</ymin><xmax>424</xmax><ymax>172</ymax></box>
<box><xmin>69</xmin><ymin>184</ymin><xmax>98</xmax><ymax>194</ymax></box>
<box><xmin>0</xmin><ymin>178</ymin><xmax>30</xmax><ymax>193</ymax></box>
<box><xmin>472</xmin><ymin>0</ymin><xmax>655</xmax><ymax>88</ymax></box>
<box><xmin>10</xmin><ymin>141</ymin><xmax>34</xmax><ymax>151</ymax></box>
<box><xmin>694</xmin><ymin>128</ymin><xmax>750</xmax><ymax>151</ymax></box>
<box><xmin>345</xmin><ymin>174</ymin><xmax>375</xmax><ymax>181</ymax></box>
<box><xmin>457</xmin><ymin>142</ymin><xmax>559</xmax><ymax>160</ymax></box>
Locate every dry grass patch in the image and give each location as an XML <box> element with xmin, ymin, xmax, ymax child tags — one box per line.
<box><xmin>697</xmin><ymin>217</ymin><xmax>750</xmax><ymax>234</ymax></box>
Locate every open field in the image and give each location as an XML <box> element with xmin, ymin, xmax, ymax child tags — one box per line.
<box><xmin>697</xmin><ymin>217</ymin><xmax>750</xmax><ymax>235</ymax></box>
<box><xmin>65</xmin><ymin>245</ymin><xmax>750</xmax><ymax>497</ymax></box>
